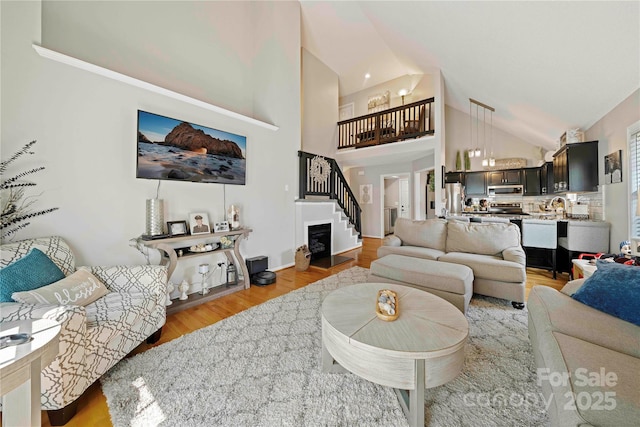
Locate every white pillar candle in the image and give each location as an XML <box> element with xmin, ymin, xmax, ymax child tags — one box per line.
<box><xmin>198</xmin><ymin>264</ymin><xmax>210</xmax><ymax>274</ymax></box>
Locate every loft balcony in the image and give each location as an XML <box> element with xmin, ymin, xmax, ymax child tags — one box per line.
<box><xmin>337</xmin><ymin>98</ymin><xmax>434</xmax><ymax>150</ymax></box>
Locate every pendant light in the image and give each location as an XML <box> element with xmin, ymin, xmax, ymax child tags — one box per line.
<box><xmin>468</xmin><ymin>101</ymin><xmax>474</xmax><ymax>158</ymax></box>
<box><xmin>489</xmin><ymin>108</ymin><xmax>496</xmax><ymax>167</ymax></box>
<box><xmin>482</xmin><ymin>106</ymin><xmax>489</xmax><ymax>167</ymax></box>
<box><xmin>470</xmin><ymin>98</ymin><xmax>495</xmax><ymax>168</ymax></box>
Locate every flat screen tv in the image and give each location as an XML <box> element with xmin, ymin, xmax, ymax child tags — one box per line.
<box><xmin>137</xmin><ymin>110</ymin><xmax>246</xmax><ymax>185</ymax></box>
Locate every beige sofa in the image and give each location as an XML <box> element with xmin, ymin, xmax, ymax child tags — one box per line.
<box><xmin>528</xmin><ymin>282</ymin><xmax>640</xmax><ymax>426</ymax></box>
<box><xmin>376</xmin><ymin>218</ymin><xmax>526</xmax><ymax>308</ymax></box>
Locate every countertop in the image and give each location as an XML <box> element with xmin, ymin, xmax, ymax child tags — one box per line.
<box><xmin>451</xmin><ymin>213</ymin><xmax>607</xmax><ymax>223</ymax></box>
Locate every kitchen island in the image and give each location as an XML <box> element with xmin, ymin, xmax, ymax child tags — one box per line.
<box><xmin>445</xmin><ymin>214</ymin><xmax>610</xmax><ymax>279</ymax></box>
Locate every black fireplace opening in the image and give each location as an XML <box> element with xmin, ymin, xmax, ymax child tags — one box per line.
<box><xmin>308</xmin><ymin>223</ymin><xmax>331</xmax><ymax>261</ymax></box>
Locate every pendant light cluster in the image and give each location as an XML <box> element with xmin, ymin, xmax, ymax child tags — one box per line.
<box><xmin>468</xmin><ymin>98</ymin><xmax>495</xmax><ymax>167</ymax></box>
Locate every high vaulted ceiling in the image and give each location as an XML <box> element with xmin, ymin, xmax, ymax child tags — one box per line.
<box><xmin>300</xmin><ymin>1</ymin><xmax>639</xmax><ymax>152</ymax></box>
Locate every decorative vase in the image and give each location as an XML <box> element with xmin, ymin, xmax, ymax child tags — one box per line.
<box><xmin>145</xmin><ymin>198</ymin><xmax>164</xmax><ymax>236</ymax></box>
<box><xmin>455</xmin><ymin>151</ymin><xmax>462</xmax><ymax>171</ymax></box>
<box><xmin>227</xmin><ymin>205</ymin><xmax>240</xmax><ymax>230</ymax></box>
<box><xmin>165</xmin><ymin>281</ymin><xmax>175</xmax><ymax>306</ymax></box>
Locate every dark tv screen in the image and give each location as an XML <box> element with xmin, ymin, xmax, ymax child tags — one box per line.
<box><xmin>137</xmin><ymin>110</ymin><xmax>246</xmax><ymax>185</ymax></box>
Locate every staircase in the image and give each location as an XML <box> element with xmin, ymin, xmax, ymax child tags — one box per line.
<box><xmin>297</xmin><ymin>151</ymin><xmax>362</xmax><ymax>251</ymax></box>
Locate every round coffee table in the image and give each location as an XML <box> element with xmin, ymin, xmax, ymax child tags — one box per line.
<box><xmin>321</xmin><ymin>282</ymin><xmax>468</xmax><ymax>427</ymax></box>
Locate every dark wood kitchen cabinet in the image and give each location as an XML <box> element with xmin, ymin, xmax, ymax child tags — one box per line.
<box><xmin>553</xmin><ymin>141</ymin><xmax>599</xmax><ymax>192</ymax></box>
<box><xmin>465</xmin><ymin>171</ymin><xmax>487</xmax><ymax>196</ymax></box>
<box><xmin>487</xmin><ymin>169</ymin><xmax>522</xmax><ymax>186</ymax></box>
<box><xmin>522</xmin><ymin>167</ymin><xmax>542</xmax><ymax>196</ymax></box>
<box><xmin>445</xmin><ymin>172</ymin><xmax>464</xmax><ymax>184</ymax></box>
<box><xmin>541</xmin><ymin>161</ymin><xmax>554</xmax><ymax>195</ymax></box>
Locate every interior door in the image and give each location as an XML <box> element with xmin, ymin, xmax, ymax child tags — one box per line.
<box><xmin>399</xmin><ymin>178</ymin><xmax>410</xmax><ymax>218</ymax></box>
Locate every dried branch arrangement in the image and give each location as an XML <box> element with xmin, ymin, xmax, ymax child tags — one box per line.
<box><xmin>1</xmin><ymin>140</ymin><xmax>58</xmax><ymax>240</ymax></box>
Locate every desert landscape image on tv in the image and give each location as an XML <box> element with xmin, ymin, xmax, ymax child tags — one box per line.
<box><xmin>137</xmin><ymin>110</ymin><xmax>246</xmax><ymax>185</ymax></box>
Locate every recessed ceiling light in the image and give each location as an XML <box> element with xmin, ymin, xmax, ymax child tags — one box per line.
<box><xmin>364</xmin><ymin>73</ymin><xmax>371</xmax><ymax>79</ymax></box>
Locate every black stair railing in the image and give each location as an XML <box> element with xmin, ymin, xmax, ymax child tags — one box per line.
<box><xmin>298</xmin><ymin>151</ymin><xmax>362</xmax><ymax>238</ymax></box>
<box><xmin>337</xmin><ymin>97</ymin><xmax>434</xmax><ymax>150</ymax></box>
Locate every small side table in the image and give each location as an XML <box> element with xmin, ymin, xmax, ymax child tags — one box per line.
<box><xmin>571</xmin><ymin>259</ymin><xmax>597</xmax><ymax>279</ymax></box>
<box><xmin>1</xmin><ymin>319</ymin><xmax>60</xmax><ymax>427</ymax></box>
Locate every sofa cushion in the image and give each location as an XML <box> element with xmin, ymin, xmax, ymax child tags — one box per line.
<box><xmin>439</xmin><ymin>252</ymin><xmax>526</xmax><ymax>283</ymax></box>
<box><xmin>0</xmin><ymin>248</ymin><xmax>66</xmax><ymax>302</ymax></box>
<box><xmin>528</xmin><ymin>286</ymin><xmax>640</xmax><ymax>359</ymax></box>
<box><xmin>572</xmin><ymin>261</ymin><xmax>640</xmax><ymax>327</ymax></box>
<box><xmin>377</xmin><ymin>245</ymin><xmax>445</xmax><ymax>261</ymax></box>
<box><xmin>446</xmin><ymin>221</ymin><xmax>520</xmax><ymax>256</ymax></box>
<box><xmin>12</xmin><ymin>268</ymin><xmax>109</xmax><ymax>306</ymax></box>
<box><xmin>560</xmin><ymin>279</ymin><xmax>586</xmax><ymax>296</ymax></box>
<box><xmin>395</xmin><ymin>218</ymin><xmax>448</xmax><ymax>251</ymax></box>
<box><xmin>551</xmin><ymin>333</ymin><xmax>640</xmax><ymax>427</ymax></box>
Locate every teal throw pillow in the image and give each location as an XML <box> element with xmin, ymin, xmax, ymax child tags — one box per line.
<box><xmin>0</xmin><ymin>248</ymin><xmax>66</xmax><ymax>303</ymax></box>
<box><xmin>572</xmin><ymin>260</ymin><xmax>640</xmax><ymax>326</ymax></box>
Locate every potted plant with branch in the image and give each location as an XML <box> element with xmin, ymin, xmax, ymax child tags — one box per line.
<box><xmin>1</xmin><ymin>140</ymin><xmax>58</xmax><ymax>240</ymax></box>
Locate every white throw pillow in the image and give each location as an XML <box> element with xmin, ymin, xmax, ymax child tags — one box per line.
<box><xmin>12</xmin><ymin>268</ymin><xmax>109</xmax><ymax>306</ymax></box>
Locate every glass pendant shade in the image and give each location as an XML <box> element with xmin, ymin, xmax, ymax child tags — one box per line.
<box><xmin>482</xmin><ymin>158</ymin><xmax>489</xmax><ymax>167</ymax></box>
<box><xmin>468</xmin><ymin>149</ymin><xmax>474</xmax><ymax>158</ymax></box>
<box><xmin>474</xmin><ymin>148</ymin><xmax>482</xmax><ymax>157</ymax></box>
<box><xmin>489</xmin><ymin>157</ymin><xmax>496</xmax><ymax>167</ymax></box>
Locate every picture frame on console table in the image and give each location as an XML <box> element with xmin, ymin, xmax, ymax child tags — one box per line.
<box><xmin>167</xmin><ymin>220</ymin><xmax>188</xmax><ymax>237</ymax></box>
<box><xmin>189</xmin><ymin>213</ymin><xmax>211</xmax><ymax>235</ymax></box>
<box><xmin>214</xmin><ymin>221</ymin><xmax>230</xmax><ymax>233</ymax></box>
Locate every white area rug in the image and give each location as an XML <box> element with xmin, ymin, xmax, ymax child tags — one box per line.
<box><xmin>101</xmin><ymin>267</ymin><xmax>549</xmax><ymax>426</ymax></box>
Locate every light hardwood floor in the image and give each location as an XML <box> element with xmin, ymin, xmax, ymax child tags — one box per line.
<box><xmin>34</xmin><ymin>237</ymin><xmax>568</xmax><ymax>427</ymax></box>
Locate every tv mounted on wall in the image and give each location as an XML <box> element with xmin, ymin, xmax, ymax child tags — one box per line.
<box><xmin>137</xmin><ymin>110</ymin><xmax>246</xmax><ymax>185</ymax></box>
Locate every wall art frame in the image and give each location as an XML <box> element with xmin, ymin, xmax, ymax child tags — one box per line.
<box><xmin>604</xmin><ymin>149</ymin><xmax>623</xmax><ymax>184</ymax></box>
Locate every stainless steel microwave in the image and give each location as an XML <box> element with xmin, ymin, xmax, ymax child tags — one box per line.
<box><xmin>487</xmin><ymin>185</ymin><xmax>523</xmax><ymax>197</ymax></box>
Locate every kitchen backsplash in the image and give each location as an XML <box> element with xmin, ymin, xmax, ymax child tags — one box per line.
<box><xmin>522</xmin><ymin>192</ymin><xmax>604</xmax><ymax>220</ymax></box>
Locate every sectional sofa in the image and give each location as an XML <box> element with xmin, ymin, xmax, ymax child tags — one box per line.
<box><xmin>372</xmin><ymin>218</ymin><xmax>526</xmax><ymax>310</ymax></box>
<box><xmin>528</xmin><ymin>277</ymin><xmax>640</xmax><ymax>426</ymax></box>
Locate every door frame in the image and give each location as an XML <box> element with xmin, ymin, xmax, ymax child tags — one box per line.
<box><xmin>380</xmin><ymin>172</ymin><xmax>411</xmax><ymax>237</ymax></box>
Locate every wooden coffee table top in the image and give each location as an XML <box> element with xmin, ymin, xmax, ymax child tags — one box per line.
<box><xmin>322</xmin><ymin>282</ymin><xmax>468</xmax><ymax>359</ymax></box>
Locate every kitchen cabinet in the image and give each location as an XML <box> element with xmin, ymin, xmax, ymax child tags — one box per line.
<box><xmin>541</xmin><ymin>162</ymin><xmax>554</xmax><ymax>195</ymax></box>
<box><xmin>553</xmin><ymin>141</ymin><xmax>599</xmax><ymax>192</ymax></box>
<box><xmin>465</xmin><ymin>171</ymin><xmax>486</xmax><ymax>196</ymax></box>
<box><xmin>445</xmin><ymin>172</ymin><xmax>464</xmax><ymax>184</ymax></box>
<box><xmin>523</xmin><ymin>167</ymin><xmax>542</xmax><ymax>196</ymax></box>
<box><xmin>487</xmin><ymin>169</ymin><xmax>522</xmax><ymax>186</ymax></box>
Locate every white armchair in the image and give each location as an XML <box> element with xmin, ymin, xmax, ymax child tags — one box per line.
<box><xmin>0</xmin><ymin>236</ymin><xmax>167</xmax><ymax>425</ymax></box>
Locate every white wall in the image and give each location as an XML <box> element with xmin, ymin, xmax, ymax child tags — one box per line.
<box><xmin>585</xmin><ymin>89</ymin><xmax>640</xmax><ymax>250</ymax></box>
<box><xmin>444</xmin><ymin>105</ymin><xmax>543</xmax><ymax>172</ymax></box>
<box><xmin>1</xmin><ymin>1</ymin><xmax>301</xmax><ymax>287</ymax></box>
<box><xmin>348</xmin><ymin>155</ymin><xmax>435</xmax><ymax>237</ymax></box>
<box><xmin>384</xmin><ymin>178</ymin><xmax>400</xmax><ymax>207</ymax></box>
<box><xmin>301</xmin><ymin>48</ymin><xmax>339</xmax><ymax>158</ymax></box>
<box><xmin>339</xmin><ymin>74</ymin><xmax>434</xmax><ymax>117</ymax></box>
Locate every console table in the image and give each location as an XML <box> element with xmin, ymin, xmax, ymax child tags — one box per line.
<box><xmin>139</xmin><ymin>228</ymin><xmax>252</xmax><ymax>315</ymax></box>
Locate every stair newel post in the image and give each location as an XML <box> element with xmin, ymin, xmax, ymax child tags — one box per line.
<box><xmin>298</xmin><ymin>151</ymin><xmax>307</xmax><ymax>199</ymax></box>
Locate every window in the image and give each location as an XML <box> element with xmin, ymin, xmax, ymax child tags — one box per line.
<box><xmin>629</xmin><ymin>121</ymin><xmax>640</xmax><ymax>254</ymax></box>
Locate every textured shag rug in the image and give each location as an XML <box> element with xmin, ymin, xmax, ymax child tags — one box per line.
<box><xmin>101</xmin><ymin>267</ymin><xmax>549</xmax><ymax>426</ymax></box>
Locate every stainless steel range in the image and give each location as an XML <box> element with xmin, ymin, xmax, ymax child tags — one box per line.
<box><xmin>489</xmin><ymin>202</ymin><xmax>527</xmax><ymax>215</ymax></box>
